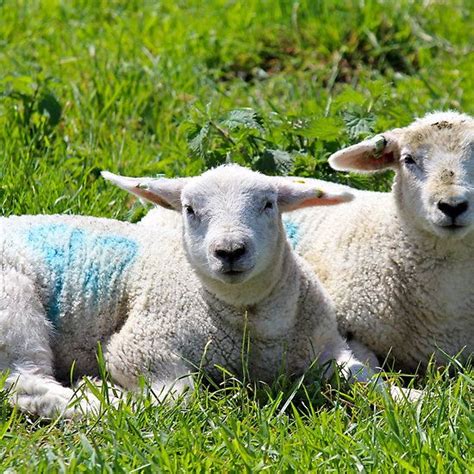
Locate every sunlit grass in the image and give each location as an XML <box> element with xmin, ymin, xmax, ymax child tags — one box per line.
<box><xmin>0</xmin><ymin>0</ymin><xmax>473</xmax><ymax>471</ymax></box>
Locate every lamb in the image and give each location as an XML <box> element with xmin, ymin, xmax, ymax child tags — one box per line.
<box><xmin>0</xmin><ymin>164</ymin><xmax>372</xmax><ymax>419</ymax></box>
<box><xmin>281</xmin><ymin>111</ymin><xmax>474</xmax><ymax>373</ymax></box>
<box><xmin>141</xmin><ymin>112</ymin><xmax>474</xmax><ymax>375</ymax></box>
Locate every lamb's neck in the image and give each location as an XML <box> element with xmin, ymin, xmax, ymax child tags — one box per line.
<box><xmin>250</xmin><ymin>247</ymin><xmax>303</xmax><ymax>338</ymax></box>
<box><xmin>202</xmin><ymin>243</ymin><xmax>303</xmax><ymax>339</ymax></box>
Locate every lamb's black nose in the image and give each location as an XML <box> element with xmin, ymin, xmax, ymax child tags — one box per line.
<box><xmin>437</xmin><ymin>200</ymin><xmax>468</xmax><ymax>220</ymax></box>
<box><xmin>214</xmin><ymin>245</ymin><xmax>246</xmax><ymax>264</ymax></box>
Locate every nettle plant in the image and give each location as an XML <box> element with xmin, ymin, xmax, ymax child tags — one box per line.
<box><xmin>182</xmin><ymin>102</ymin><xmax>394</xmax><ymax>191</ymax></box>
<box><xmin>0</xmin><ymin>74</ymin><xmax>62</xmax><ymax>149</ymax></box>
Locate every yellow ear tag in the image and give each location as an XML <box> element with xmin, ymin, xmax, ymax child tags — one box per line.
<box><xmin>293</xmin><ymin>179</ymin><xmax>306</xmax><ymax>184</ymax></box>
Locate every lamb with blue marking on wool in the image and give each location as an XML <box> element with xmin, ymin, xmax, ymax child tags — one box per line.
<box><xmin>1</xmin><ymin>164</ymin><xmax>373</xmax><ymax>419</ymax></box>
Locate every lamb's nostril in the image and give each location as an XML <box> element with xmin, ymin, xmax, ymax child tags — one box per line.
<box><xmin>215</xmin><ymin>249</ymin><xmax>229</xmax><ymax>260</ymax></box>
<box><xmin>437</xmin><ymin>200</ymin><xmax>469</xmax><ymax>219</ymax></box>
<box><xmin>232</xmin><ymin>246</ymin><xmax>246</xmax><ymax>259</ymax></box>
<box><xmin>214</xmin><ymin>245</ymin><xmax>246</xmax><ymax>263</ymax></box>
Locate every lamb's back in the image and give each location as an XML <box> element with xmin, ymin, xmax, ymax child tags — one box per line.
<box><xmin>0</xmin><ymin>215</ymin><xmax>167</xmax><ymax>378</ymax></box>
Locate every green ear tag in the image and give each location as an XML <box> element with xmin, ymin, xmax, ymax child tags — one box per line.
<box><xmin>374</xmin><ymin>135</ymin><xmax>387</xmax><ymax>159</ymax></box>
<box><xmin>293</xmin><ymin>179</ymin><xmax>307</xmax><ymax>184</ymax></box>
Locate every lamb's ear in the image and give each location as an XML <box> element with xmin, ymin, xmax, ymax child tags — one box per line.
<box><xmin>101</xmin><ymin>171</ymin><xmax>190</xmax><ymax>210</ymax></box>
<box><xmin>274</xmin><ymin>178</ymin><xmax>354</xmax><ymax>212</ymax></box>
<box><xmin>329</xmin><ymin>131</ymin><xmax>401</xmax><ymax>173</ymax></box>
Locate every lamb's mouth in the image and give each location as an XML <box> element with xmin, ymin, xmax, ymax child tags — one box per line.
<box><xmin>218</xmin><ymin>266</ymin><xmax>254</xmax><ymax>283</ymax></box>
<box><xmin>439</xmin><ymin>223</ymin><xmax>466</xmax><ymax>231</ymax></box>
<box><xmin>221</xmin><ymin>267</ymin><xmax>252</xmax><ymax>278</ymax></box>
<box><xmin>223</xmin><ymin>269</ymin><xmax>245</xmax><ymax>276</ymax></box>
<box><xmin>433</xmin><ymin>222</ymin><xmax>470</xmax><ymax>237</ymax></box>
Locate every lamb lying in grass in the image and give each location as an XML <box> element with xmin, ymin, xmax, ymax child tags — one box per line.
<box><xmin>1</xmin><ymin>164</ymin><xmax>373</xmax><ymax>418</ymax></box>
<box><xmin>283</xmin><ymin>111</ymin><xmax>474</xmax><ymax>373</ymax></box>
<box><xmin>141</xmin><ymin>112</ymin><xmax>473</xmax><ymax>376</ymax></box>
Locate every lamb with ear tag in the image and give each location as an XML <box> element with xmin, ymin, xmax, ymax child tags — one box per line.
<box><xmin>0</xmin><ymin>164</ymin><xmax>378</xmax><ymax>418</ymax></box>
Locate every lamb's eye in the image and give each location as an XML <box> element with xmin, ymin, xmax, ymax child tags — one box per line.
<box><xmin>403</xmin><ymin>154</ymin><xmax>416</xmax><ymax>166</ymax></box>
<box><xmin>264</xmin><ymin>201</ymin><xmax>274</xmax><ymax>210</ymax></box>
<box><xmin>185</xmin><ymin>205</ymin><xmax>195</xmax><ymax>216</ymax></box>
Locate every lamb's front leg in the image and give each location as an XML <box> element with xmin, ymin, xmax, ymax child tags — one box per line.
<box><xmin>0</xmin><ymin>269</ymin><xmax>98</xmax><ymax>418</ymax></box>
<box><xmin>311</xmin><ymin>321</ymin><xmax>377</xmax><ymax>384</ymax></box>
<box><xmin>8</xmin><ymin>371</ymin><xmax>99</xmax><ymax>419</ymax></box>
<box><xmin>313</xmin><ymin>326</ymin><xmax>419</xmax><ymax>402</ymax></box>
<box><xmin>105</xmin><ymin>326</ymin><xmax>194</xmax><ymax>404</ymax></box>
<box><xmin>339</xmin><ymin>338</ymin><xmax>423</xmax><ymax>402</ymax></box>
<box><xmin>148</xmin><ymin>358</ymin><xmax>194</xmax><ymax>403</ymax></box>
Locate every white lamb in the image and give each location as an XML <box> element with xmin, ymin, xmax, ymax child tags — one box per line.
<box><xmin>284</xmin><ymin>111</ymin><xmax>474</xmax><ymax>372</ymax></box>
<box><xmin>0</xmin><ymin>164</ymin><xmax>371</xmax><ymax>419</ymax></box>
<box><xmin>141</xmin><ymin>112</ymin><xmax>473</xmax><ymax>375</ymax></box>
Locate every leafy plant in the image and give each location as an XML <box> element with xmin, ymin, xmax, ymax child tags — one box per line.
<box><xmin>183</xmin><ymin>104</ymin><xmax>393</xmax><ymax>190</ymax></box>
<box><xmin>0</xmin><ymin>74</ymin><xmax>62</xmax><ymax>149</ymax></box>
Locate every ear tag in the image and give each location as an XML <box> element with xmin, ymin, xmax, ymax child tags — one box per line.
<box><xmin>314</xmin><ymin>189</ymin><xmax>323</xmax><ymax>198</ymax></box>
<box><xmin>293</xmin><ymin>179</ymin><xmax>307</xmax><ymax>184</ymax></box>
<box><xmin>373</xmin><ymin>135</ymin><xmax>387</xmax><ymax>159</ymax></box>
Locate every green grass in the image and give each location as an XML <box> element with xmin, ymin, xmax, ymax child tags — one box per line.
<box><xmin>0</xmin><ymin>367</ymin><xmax>472</xmax><ymax>472</ymax></box>
<box><xmin>0</xmin><ymin>0</ymin><xmax>473</xmax><ymax>471</ymax></box>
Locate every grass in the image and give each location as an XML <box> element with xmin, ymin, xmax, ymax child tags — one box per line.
<box><xmin>0</xmin><ymin>367</ymin><xmax>472</xmax><ymax>472</ymax></box>
<box><xmin>0</xmin><ymin>0</ymin><xmax>473</xmax><ymax>471</ymax></box>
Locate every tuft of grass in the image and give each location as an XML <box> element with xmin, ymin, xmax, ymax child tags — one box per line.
<box><xmin>0</xmin><ymin>0</ymin><xmax>473</xmax><ymax>471</ymax></box>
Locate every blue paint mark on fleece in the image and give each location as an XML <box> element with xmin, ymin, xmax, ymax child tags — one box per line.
<box><xmin>284</xmin><ymin>220</ymin><xmax>300</xmax><ymax>249</ymax></box>
<box><xmin>25</xmin><ymin>224</ymin><xmax>138</xmax><ymax>328</ymax></box>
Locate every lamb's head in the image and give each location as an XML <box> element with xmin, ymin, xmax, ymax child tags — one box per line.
<box><xmin>330</xmin><ymin>111</ymin><xmax>474</xmax><ymax>239</ymax></box>
<box><xmin>102</xmin><ymin>165</ymin><xmax>352</xmax><ymax>287</ymax></box>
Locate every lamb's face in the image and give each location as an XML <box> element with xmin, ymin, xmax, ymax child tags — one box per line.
<box><xmin>329</xmin><ymin>111</ymin><xmax>474</xmax><ymax>241</ymax></box>
<box><xmin>180</xmin><ymin>169</ymin><xmax>282</xmax><ymax>285</ymax></box>
<box><xmin>102</xmin><ymin>164</ymin><xmax>353</xmax><ymax>289</ymax></box>
<box><xmin>395</xmin><ymin>119</ymin><xmax>474</xmax><ymax>239</ymax></box>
